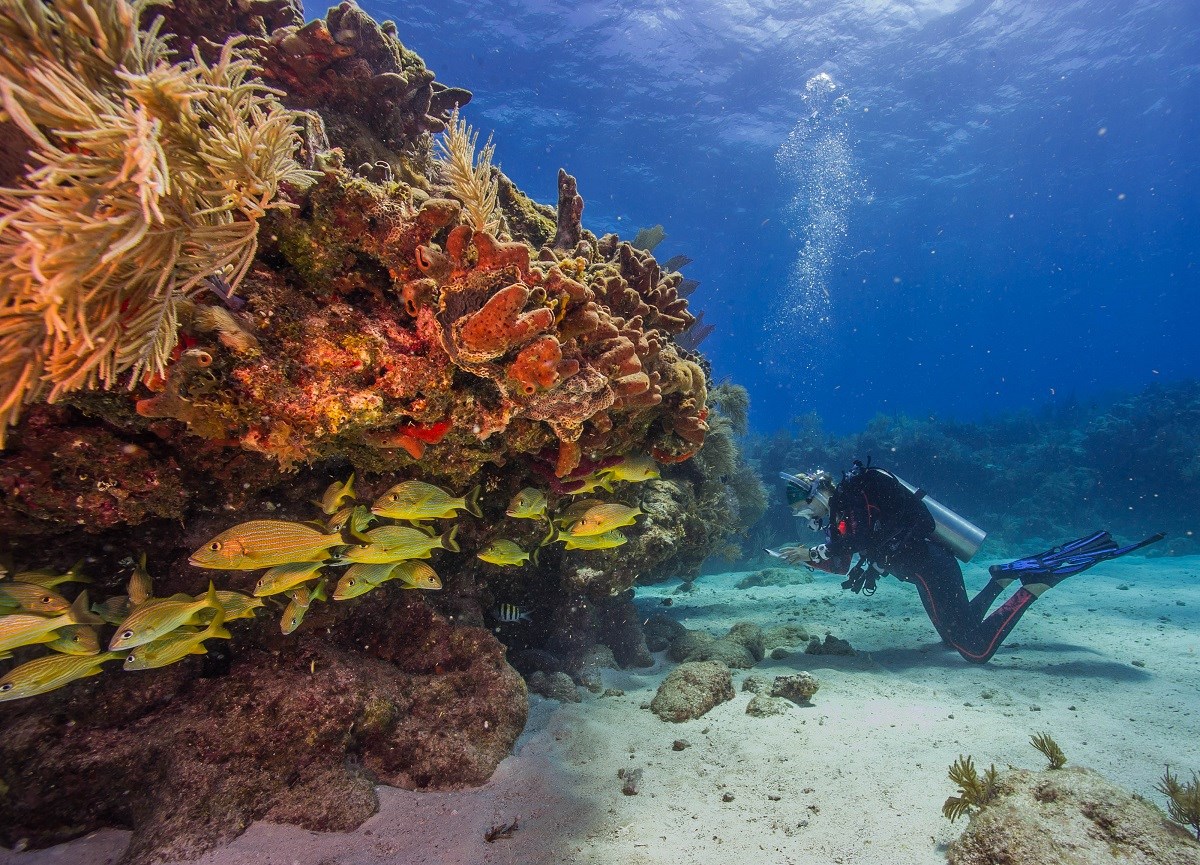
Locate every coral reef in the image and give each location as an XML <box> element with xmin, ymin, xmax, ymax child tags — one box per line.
<box><xmin>0</xmin><ymin>592</ymin><xmax>526</xmax><ymax>864</ymax></box>
<box><xmin>0</xmin><ymin>0</ymin><xmax>315</xmax><ymax>444</ymax></box>
<box><xmin>0</xmin><ymin>0</ymin><xmax>743</xmax><ymax>855</ymax></box>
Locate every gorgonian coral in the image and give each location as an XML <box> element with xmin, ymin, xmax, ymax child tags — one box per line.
<box><xmin>0</xmin><ymin>0</ymin><xmax>314</xmax><ymax>446</ymax></box>
<box><xmin>435</xmin><ymin>107</ymin><xmax>500</xmax><ymax>235</ymax></box>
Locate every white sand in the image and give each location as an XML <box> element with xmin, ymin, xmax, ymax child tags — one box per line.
<box><xmin>5</xmin><ymin>554</ymin><xmax>1199</xmax><ymax>865</ymax></box>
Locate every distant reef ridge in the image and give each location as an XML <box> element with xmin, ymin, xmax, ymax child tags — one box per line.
<box><xmin>747</xmin><ymin>379</ymin><xmax>1200</xmax><ymax>558</ymax></box>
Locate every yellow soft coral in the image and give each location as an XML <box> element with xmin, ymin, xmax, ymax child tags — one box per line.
<box><xmin>0</xmin><ymin>0</ymin><xmax>315</xmax><ymax>446</ymax></box>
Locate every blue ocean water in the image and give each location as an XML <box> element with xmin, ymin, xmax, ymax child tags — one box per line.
<box><xmin>367</xmin><ymin>0</ymin><xmax>1199</xmax><ymax>434</ymax></box>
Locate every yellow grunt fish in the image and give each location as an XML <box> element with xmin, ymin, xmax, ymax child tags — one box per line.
<box><xmin>552</xmin><ymin>498</ymin><xmax>606</xmax><ymax>528</ymax></box>
<box><xmin>568</xmin><ymin>503</ymin><xmax>643</xmax><ymax>537</ymax></box>
<box><xmin>280</xmin><ymin>593</ymin><xmax>316</xmax><ymax>635</ymax></box>
<box><xmin>286</xmin><ymin>577</ymin><xmax>327</xmax><ymax>610</ymax></box>
<box><xmin>371</xmin><ymin>481</ymin><xmax>483</xmax><ymax>521</ymax></box>
<box><xmin>253</xmin><ymin>561</ymin><xmax>327</xmax><ymax>598</ymax></box>
<box><xmin>317</xmin><ymin>473</ymin><xmax>356</xmax><ymax>515</ymax></box>
<box><xmin>599</xmin><ymin>455</ymin><xmax>660</xmax><ymax>483</ymax></box>
<box><xmin>338</xmin><ymin>524</ymin><xmax>460</xmax><ymax>562</ymax></box>
<box><xmin>386</xmin><ymin>561</ymin><xmax>442</xmax><ymax>591</ymax></box>
<box><xmin>0</xmin><ymin>651</ymin><xmax>123</xmax><ymax>702</ymax></box>
<box><xmin>128</xmin><ymin>553</ymin><xmax>153</xmax><ymax>606</ymax></box>
<box><xmin>476</xmin><ymin>540</ymin><xmax>531</xmax><ymax>567</ymax></box>
<box><xmin>109</xmin><ymin>583</ymin><xmax>221</xmax><ymax>651</ymax></box>
<box><xmin>558</xmin><ymin>529</ymin><xmax>628</xmax><ymax>551</ymax></box>
<box><xmin>92</xmin><ymin>595</ymin><xmax>133</xmax><ymax>626</ymax></box>
<box><xmin>123</xmin><ymin>609</ymin><xmax>231</xmax><ymax>671</ymax></box>
<box><xmin>327</xmin><ymin>503</ymin><xmax>376</xmax><ymax>535</ymax></box>
<box><xmin>12</xmin><ymin>561</ymin><xmax>90</xmax><ymax>589</ymax></box>
<box><xmin>506</xmin><ymin>488</ymin><xmax>548</xmax><ymax>520</ymax></box>
<box><xmin>0</xmin><ymin>593</ymin><xmax>101</xmax><ymax>654</ymax></box>
<box><xmin>568</xmin><ymin>474</ymin><xmax>614</xmax><ymax>496</ymax></box>
<box><xmin>210</xmin><ymin>590</ymin><xmax>266</xmax><ymax>621</ymax></box>
<box><xmin>189</xmin><ymin>520</ymin><xmax>345</xmax><ymax>570</ymax></box>
<box><xmin>333</xmin><ymin>563</ymin><xmax>396</xmax><ymax>600</ymax></box>
<box><xmin>0</xmin><ymin>581</ymin><xmax>70</xmax><ymax>615</ymax></box>
<box><xmin>46</xmin><ymin>624</ymin><xmax>100</xmax><ymax>656</ymax></box>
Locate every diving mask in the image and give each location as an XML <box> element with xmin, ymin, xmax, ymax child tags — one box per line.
<box><xmin>780</xmin><ymin>470</ymin><xmax>831</xmax><ymax>530</ymax></box>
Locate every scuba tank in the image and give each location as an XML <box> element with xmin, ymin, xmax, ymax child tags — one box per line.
<box><xmin>890</xmin><ymin>474</ymin><xmax>986</xmax><ymax>563</ymax></box>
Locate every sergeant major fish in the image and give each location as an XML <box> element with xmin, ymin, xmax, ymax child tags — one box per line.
<box><xmin>493</xmin><ymin>603</ymin><xmax>532</xmax><ymax>624</ymax></box>
<box><xmin>371</xmin><ymin>481</ymin><xmax>482</xmax><ymax>521</ymax></box>
<box><xmin>189</xmin><ymin>520</ymin><xmax>345</xmax><ymax>570</ymax></box>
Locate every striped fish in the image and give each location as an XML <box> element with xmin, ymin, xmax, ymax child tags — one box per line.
<box><xmin>253</xmin><ymin>560</ymin><xmax>326</xmax><ymax>597</ymax></box>
<box><xmin>210</xmin><ymin>590</ymin><xmax>265</xmax><ymax>621</ymax></box>
<box><xmin>45</xmin><ymin>624</ymin><xmax>101</xmax><ymax>656</ymax></box>
<box><xmin>333</xmin><ymin>563</ymin><xmax>397</xmax><ymax>600</ymax></box>
<box><xmin>0</xmin><ymin>581</ymin><xmax>70</xmax><ymax>614</ymax></box>
<box><xmin>338</xmin><ymin>524</ymin><xmax>459</xmax><ymax>563</ymax></box>
<box><xmin>493</xmin><ymin>603</ymin><xmax>532</xmax><ymax>624</ymax></box>
<box><xmin>371</xmin><ymin>481</ymin><xmax>483</xmax><ymax>521</ymax></box>
<box><xmin>382</xmin><ymin>561</ymin><xmax>442</xmax><ymax>591</ymax></box>
<box><xmin>0</xmin><ymin>651</ymin><xmax>123</xmax><ymax>702</ymax></box>
<box><xmin>189</xmin><ymin>520</ymin><xmax>345</xmax><ymax>570</ymax></box>
<box><xmin>109</xmin><ymin>583</ymin><xmax>221</xmax><ymax>651</ymax></box>
<box><xmin>558</xmin><ymin>529</ymin><xmax>628</xmax><ymax>551</ymax></box>
<box><xmin>568</xmin><ymin>504</ymin><xmax>642</xmax><ymax>537</ymax></box>
<box><xmin>0</xmin><ymin>592</ymin><xmax>100</xmax><ymax>654</ymax></box>
<box><xmin>11</xmin><ymin>561</ymin><xmax>90</xmax><ymax>588</ymax></box>
<box><xmin>317</xmin><ymin>473</ymin><xmax>357</xmax><ymax>515</ymax></box>
<box><xmin>123</xmin><ymin>609</ymin><xmax>231</xmax><ymax>671</ymax></box>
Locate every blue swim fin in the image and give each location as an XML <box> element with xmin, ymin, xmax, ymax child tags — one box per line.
<box><xmin>990</xmin><ymin>530</ymin><xmax>1165</xmax><ymax>590</ymax></box>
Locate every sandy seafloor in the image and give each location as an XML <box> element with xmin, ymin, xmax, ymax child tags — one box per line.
<box><xmin>5</xmin><ymin>553</ymin><xmax>1199</xmax><ymax>865</ymax></box>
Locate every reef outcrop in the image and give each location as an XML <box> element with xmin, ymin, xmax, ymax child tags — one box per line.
<box><xmin>947</xmin><ymin>765</ymin><xmax>1200</xmax><ymax>865</ymax></box>
<box><xmin>0</xmin><ymin>593</ymin><xmax>526</xmax><ymax>864</ymax></box>
<box><xmin>0</xmin><ymin>0</ymin><xmax>752</xmax><ymax>856</ymax></box>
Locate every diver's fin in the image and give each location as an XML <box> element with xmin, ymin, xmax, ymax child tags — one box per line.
<box><xmin>991</xmin><ymin>530</ymin><xmax>1165</xmax><ymax>595</ymax></box>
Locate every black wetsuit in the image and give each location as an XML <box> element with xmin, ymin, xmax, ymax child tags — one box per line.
<box><xmin>808</xmin><ymin>465</ymin><xmax>1037</xmax><ymax>664</ymax></box>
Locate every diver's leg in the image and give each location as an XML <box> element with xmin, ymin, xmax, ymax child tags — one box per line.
<box><xmin>898</xmin><ymin>542</ymin><xmax>972</xmax><ymax>650</ymax></box>
<box><xmin>903</xmin><ymin>541</ymin><xmax>1037</xmax><ymax>663</ymax></box>
<box><xmin>966</xmin><ymin>576</ymin><xmax>1010</xmax><ymax>620</ymax></box>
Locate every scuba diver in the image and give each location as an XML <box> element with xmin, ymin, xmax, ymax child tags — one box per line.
<box><xmin>777</xmin><ymin>460</ymin><xmax>1163</xmax><ymax>664</ymax></box>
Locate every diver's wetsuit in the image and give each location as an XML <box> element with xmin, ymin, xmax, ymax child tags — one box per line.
<box><xmin>806</xmin><ymin>466</ymin><xmax>1036</xmax><ymax>664</ymax></box>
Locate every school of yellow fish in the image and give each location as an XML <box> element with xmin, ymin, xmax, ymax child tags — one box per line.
<box><xmin>0</xmin><ymin>454</ymin><xmax>660</xmax><ymax>702</ymax></box>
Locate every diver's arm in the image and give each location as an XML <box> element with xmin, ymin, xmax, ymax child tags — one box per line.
<box><xmin>781</xmin><ymin>543</ymin><xmax>851</xmax><ymax>574</ymax></box>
